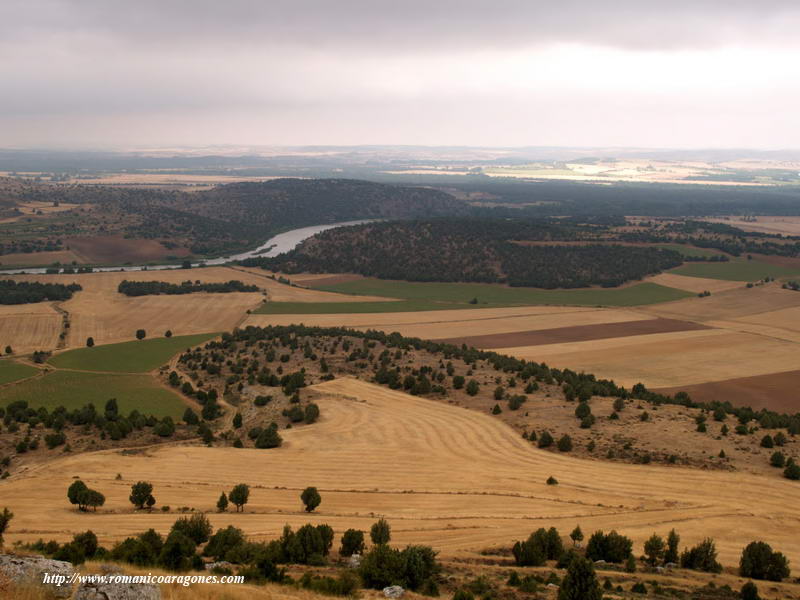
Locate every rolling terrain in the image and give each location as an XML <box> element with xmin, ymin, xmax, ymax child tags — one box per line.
<box><xmin>3</xmin><ymin>377</ymin><xmax>800</xmax><ymax>578</ymax></box>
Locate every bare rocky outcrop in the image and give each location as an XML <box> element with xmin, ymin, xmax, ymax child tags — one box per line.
<box><xmin>74</xmin><ymin>578</ymin><xmax>161</xmax><ymax>600</ymax></box>
<box><xmin>383</xmin><ymin>585</ymin><xmax>405</xmax><ymax>598</ymax></box>
<box><xmin>0</xmin><ymin>553</ymin><xmax>75</xmax><ymax>598</ymax></box>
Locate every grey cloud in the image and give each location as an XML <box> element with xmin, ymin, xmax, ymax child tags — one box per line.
<box><xmin>2</xmin><ymin>0</ymin><xmax>800</xmax><ymax>52</ymax></box>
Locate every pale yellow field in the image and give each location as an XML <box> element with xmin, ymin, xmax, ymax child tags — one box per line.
<box><xmin>494</xmin><ymin>329</ymin><xmax>800</xmax><ymax>387</ymax></box>
<box><xmin>0</xmin><ymin>303</ymin><xmax>62</xmax><ymax>354</ymax></box>
<box><xmin>243</xmin><ymin>305</ymin><xmax>648</xmax><ymax>338</ymax></box>
<box><xmin>705</xmin><ymin>216</ymin><xmax>800</xmax><ymax>236</ymax></box>
<box><xmin>639</xmin><ymin>283</ymin><xmax>800</xmax><ymax>322</ymax></box>
<box><xmin>4</xmin><ymin>378</ymin><xmax>800</xmax><ymax>568</ymax></box>
<box><xmin>4</xmin><ymin>267</ymin><xmax>391</xmax><ymax>349</ymax></box>
<box><xmin>646</xmin><ymin>272</ymin><xmax>743</xmax><ymax>294</ymax></box>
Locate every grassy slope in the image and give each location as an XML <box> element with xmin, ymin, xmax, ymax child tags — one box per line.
<box><xmin>49</xmin><ymin>333</ymin><xmax>218</xmax><ymax>373</ymax></box>
<box><xmin>672</xmin><ymin>259</ymin><xmax>800</xmax><ymax>281</ymax></box>
<box><xmin>655</xmin><ymin>243</ymin><xmax>725</xmax><ymax>258</ymax></box>
<box><xmin>0</xmin><ymin>370</ymin><xmax>184</xmax><ymax>417</ymax></box>
<box><xmin>314</xmin><ymin>278</ymin><xmax>693</xmax><ymax>308</ymax></box>
<box><xmin>0</xmin><ymin>359</ymin><xmax>39</xmax><ymax>385</ymax></box>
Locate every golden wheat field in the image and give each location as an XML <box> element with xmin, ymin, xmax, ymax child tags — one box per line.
<box><xmin>242</xmin><ymin>305</ymin><xmax>647</xmax><ymax>338</ymax></box>
<box><xmin>3</xmin><ymin>378</ymin><xmax>800</xmax><ymax>569</ymax></box>
<box><xmin>645</xmin><ymin>272</ymin><xmax>743</xmax><ymax>294</ymax></box>
<box><xmin>0</xmin><ymin>303</ymin><xmax>62</xmax><ymax>354</ymax></box>
<box><xmin>3</xmin><ymin>267</ymin><xmax>388</xmax><ymax>349</ymax></box>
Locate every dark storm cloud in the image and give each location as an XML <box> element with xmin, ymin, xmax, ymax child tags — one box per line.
<box><xmin>2</xmin><ymin>0</ymin><xmax>800</xmax><ymax>52</ymax></box>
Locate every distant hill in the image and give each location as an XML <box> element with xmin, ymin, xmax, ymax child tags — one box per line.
<box><xmin>250</xmin><ymin>218</ymin><xmax>684</xmax><ymax>288</ymax></box>
<box><xmin>0</xmin><ymin>178</ymin><xmax>467</xmax><ymax>258</ymax></box>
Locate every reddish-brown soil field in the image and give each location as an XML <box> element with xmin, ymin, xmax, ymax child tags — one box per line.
<box><xmin>67</xmin><ymin>236</ymin><xmax>192</xmax><ymax>263</ymax></box>
<box><xmin>655</xmin><ymin>370</ymin><xmax>800</xmax><ymax>412</ymax></box>
<box><xmin>439</xmin><ymin>318</ymin><xmax>710</xmax><ymax>348</ymax></box>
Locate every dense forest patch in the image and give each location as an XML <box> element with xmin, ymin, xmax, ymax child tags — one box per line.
<box><xmin>0</xmin><ymin>280</ymin><xmax>82</xmax><ymax>304</ymax></box>
<box><xmin>246</xmin><ymin>219</ymin><xmax>683</xmax><ymax>288</ymax></box>
<box><xmin>118</xmin><ymin>279</ymin><xmax>260</xmax><ymax>296</ymax></box>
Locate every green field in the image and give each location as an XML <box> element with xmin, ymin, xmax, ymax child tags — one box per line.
<box><xmin>306</xmin><ymin>279</ymin><xmax>693</xmax><ymax>309</ymax></box>
<box><xmin>656</xmin><ymin>244</ymin><xmax>727</xmax><ymax>258</ymax></box>
<box><xmin>672</xmin><ymin>259</ymin><xmax>800</xmax><ymax>282</ymax></box>
<box><xmin>49</xmin><ymin>333</ymin><xmax>218</xmax><ymax>373</ymax></box>
<box><xmin>255</xmin><ymin>299</ymin><xmax>498</xmax><ymax>314</ymax></box>
<box><xmin>0</xmin><ymin>360</ymin><xmax>39</xmax><ymax>385</ymax></box>
<box><xmin>0</xmin><ymin>370</ymin><xmax>184</xmax><ymax>417</ymax></box>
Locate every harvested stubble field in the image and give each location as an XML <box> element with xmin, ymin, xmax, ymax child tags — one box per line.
<box><xmin>646</xmin><ymin>272</ymin><xmax>743</xmax><ymax>294</ymax></box>
<box><xmin>3</xmin><ymin>378</ymin><xmax>800</xmax><ymax>573</ymax></box>
<box><xmin>4</xmin><ymin>267</ymin><xmax>354</xmax><ymax>349</ymax></box>
<box><xmin>246</xmin><ymin>281</ymin><xmax>800</xmax><ymax>410</ymax></box>
<box><xmin>493</xmin><ymin>329</ymin><xmax>800</xmax><ymax>388</ymax></box>
<box><xmin>244</xmin><ymin>306</ymin><xmax>653</xmax><ymax>338</ymax></box>
<box><xmin>0</xmin><ymin>302</ymin><xmax>62</xmax><ymax>354</ymax></box>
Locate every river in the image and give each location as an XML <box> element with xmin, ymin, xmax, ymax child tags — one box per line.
<box><xmin>0</xmin><ymin>219</ymin><xmax>371</xmax><ymax>275</ymax></box>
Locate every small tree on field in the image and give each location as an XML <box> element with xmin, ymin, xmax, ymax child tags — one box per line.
<box><xmin>0</xmin><ymin>507</ymin><xmax>13</xmax><ymax>548</ymax></box>
<box><xmin>165</xmin><ymin>330</ymin><xmax>173</xmax><ymax>338</ymax></box>
<box><xmin>557</xmin><ymin>434</ymin><xmax>573</xmax><ymax>452</ymax></box>
<box><xmin>739</xmin><ymin>541</ymin><xmax>791</xmax><ymax>581</ymax></box>
<box><xmin>465</xmin><ymin>380</ymin><xmax>479</xmax><ymax>396</ymax></box>
<box><xmin>232</xmin><ymin>413</ymin><xmax>242</xmax><ymax>429</ymax></box>
<box><xmin>129</xmin><ymin>481</ymin><xmax>154</xmax><ymax>510</ymax></box>
<box><xmin>217</xmin><ymin>492</ymin><xmax>228</xmax><ymax>512</ymax></box>
<box><xmin>740</xmin><ymin>581</ymin><xmax>761</xmax><ymax>600</ymax></box>
<box><xmin>135</xmin><ymin>329</ymin><xmax>146</xmax><ymax>340</ymax></box>
<box><xmin>301</xmin><ymin>486</ymin><xmax>322</xmax><ymax>512</ymax></box>
<box><xmin>570</xmin><ymin>525</ymin><xmax>584</xmax><ymax>547</ymax></box>
<box><xmin>340</xmin><ymin>529</ymin><xmax>366</xmax><ymax>556</ymax></box>
<box><xmin>665</xmin><ymin>529</ymin><xmax>680</xmax><ymax>564</ymax></box>
<box><xmin>86</xmin><ymin>337</ymin><xmax>94</xmax><ymax>347</ymax></box>
<box><xmin>784</xmin><ymin>460</ymin><xmax>800</xmax><ymax>480</ymax></box>
<box><xmin>370</xmin><ymin>518</ymin><xmax>391</xmax><ymax>545</ymax></box>
<box><xmin>171</xmin><ymin>513</ymin><xmax>212</xmax><ymax>545</ymax></box>
<box><xmin>770</xmin><ymin>452</ymin><xmax>785</xmax><ymax>468</ymax></box>
<box><xmin>538</xmin><ymin>431</ymin><xmax>554</xmax><ymax>448</ymax></box>
<box><xmin>85</xmin><ymin>490</ymin><xmax>106</xmax><ymax>511</ymax></box>
<box><xmin>644</xmin><ymin>533</ymin><xmax>665</xmax><ymax>565</ymax></box>
<box><xmin>229</xmin><ymin>483</ymin><xmax>250</xmax><ymax>512</ymax></box>
<box><xmin>558</xmin><ymin>554</ymin><xmax>602</xmax><ymax>600</ymax></box>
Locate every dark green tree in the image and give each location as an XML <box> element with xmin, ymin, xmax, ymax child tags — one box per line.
<box><xmin>557</xmin><ymin>554</ymin><xmax>602</xmax><ymax>600</ymax></box>
<box><xmin>739</xmin><ymin>541</ymin><xmax>791</xmax><ymax>581</ymax></box>
<box><xmin>135</xmin><ymin>329</ymin><xmax>146</xmax><ymax>340</ymax></box>
<box><xmin>340</xmin><ymin>529</ymin><xmax>366</xmax><ymax>557</ymax></box>
<box><xmin>665</xmin><ymin>529</ymin><xmax>680</xmax><ymax>564</ymax></box>
<box><xmin>229</xmin><ymin>483</ymin><xmax>250</xmax><ymax>512</ymax></box>
<box><xmin>740</xmin><ymin>581</ymin><xmax>761</xmax><ymax>600</ymax></box>
<box><xmin>370</xmin><ymin>518</ymin><xmax>391</xmax><ymax>545</ymax></box>
<box><xmin>644</xmin><ymin>533</ymin><xmax>665</xmax><ymax>565</ymax></box>
<box><xmin>301</xmin><ymin>486</ymin><xmax>322</xmax><ymax>512</ymax></box>
<box><xmin>129</xmin><ymin>481</ymin><xmax>153</xmax><ymax>510</ymax></box>
<box><xmin>217</xmin><ymin>492</ymin><xmax>228</xmax><ymax>512</ymax></box>
<box><xmin>0</xmin><ymin>507</ymin><xmax>13</xmax><ymax>548</ymax></box>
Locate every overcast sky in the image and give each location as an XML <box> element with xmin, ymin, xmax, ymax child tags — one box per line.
<box><xmin>1</xmin><ymin>0</ymin><xmax>799</xmax><ymax>149</ymax></box>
